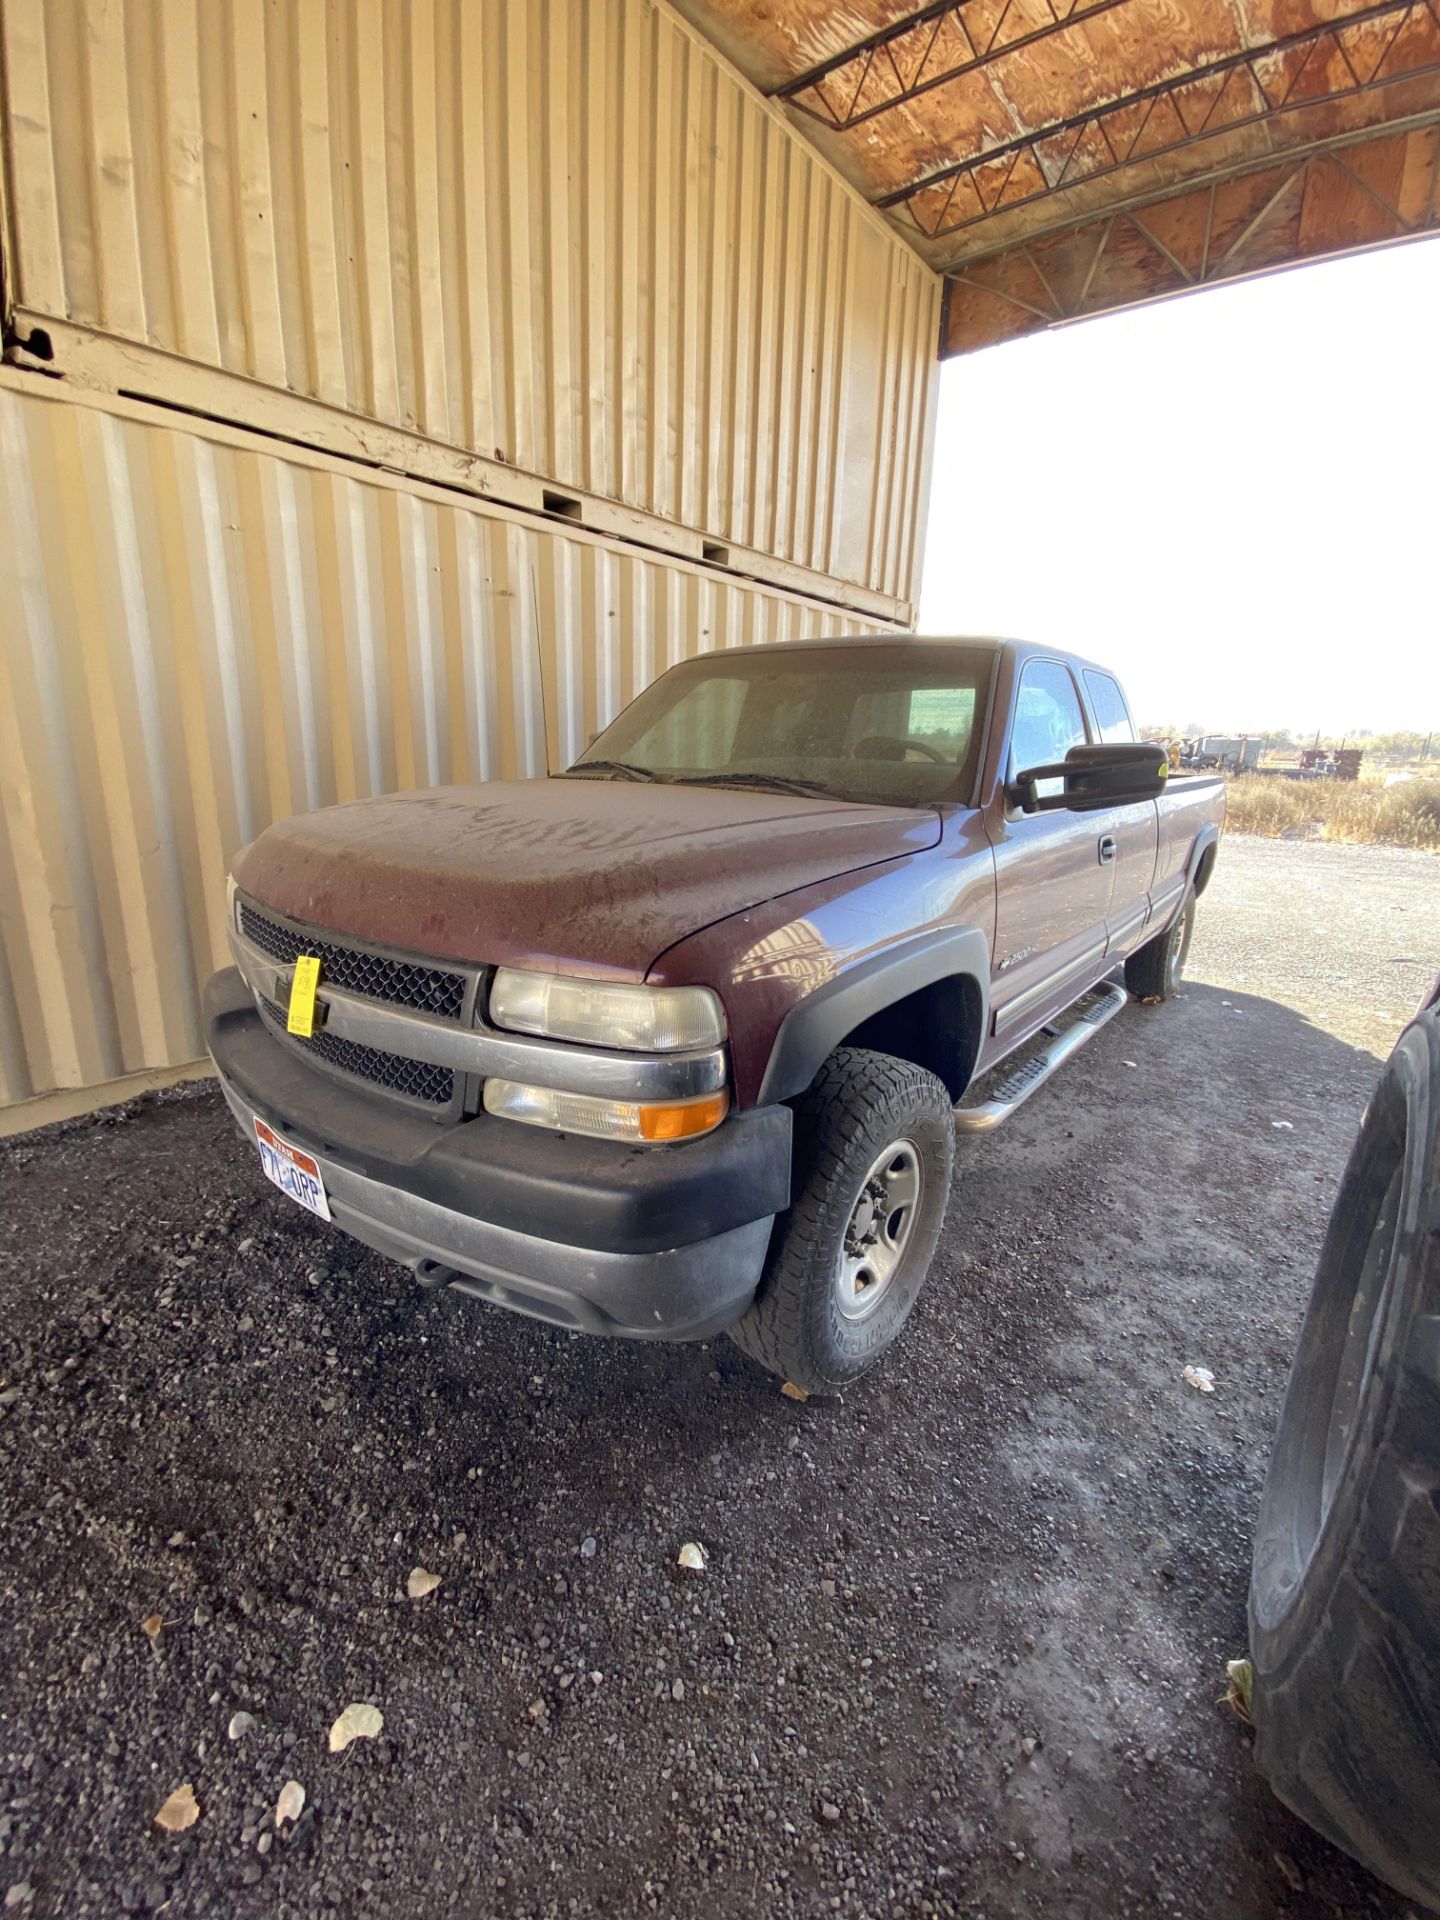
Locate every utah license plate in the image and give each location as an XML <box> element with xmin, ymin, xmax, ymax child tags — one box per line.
<box><xmin>253</xmin><ymin>1117</ymin><xmax>331</xmax><ymax>1221</ymax></box>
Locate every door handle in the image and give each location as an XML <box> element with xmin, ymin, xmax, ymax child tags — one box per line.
<box><xmin>1098</xmin><ymin>834</ymin><xmax>1117</xmax><ymax>865</ymax></box>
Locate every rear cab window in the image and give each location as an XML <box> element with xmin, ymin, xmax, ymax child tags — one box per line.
<box><xmin>1083</xmin><ymin>670</ymin><xmax>1137</xmax><ymax>744</ymax></box>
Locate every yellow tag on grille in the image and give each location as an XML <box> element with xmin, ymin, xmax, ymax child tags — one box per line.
<box><xmin>287</xmin><ymin>955</ymin><xmax>322</xmax><ymax>1037</ymax></box>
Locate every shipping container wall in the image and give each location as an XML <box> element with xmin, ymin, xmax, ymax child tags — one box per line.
<box><xmin>0</xmin><ymin>0</ymin><xmax>940</xmax><ymax>608</ymax></box>
<box><xmin>0</xmin><ymin>377</ymin><xmax>883</xmax><ymax>1113</ymax></box>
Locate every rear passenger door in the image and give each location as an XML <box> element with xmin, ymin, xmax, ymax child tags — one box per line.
<box><xmin>987</xmin><ymin>659</ymin><xmax>1114</xmax><ymax>1048</ymax></box>
<box><xmin>1081</xmin><ymin>669</ymin><xmax>1159</xmax><ymax>959</ymax></box>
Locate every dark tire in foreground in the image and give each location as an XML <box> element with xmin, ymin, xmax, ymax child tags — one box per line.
<box><xmin>728</xmin><ymin>1047</ymin><xmax>954</xmax><ymax>1395</ymax></box>
<box><xmin>1124</xmin><ymin>887</ymin><xmax>1196</xmax><ymax>1001</ymax></box>
<box><xmin>1249</xmin><ymin>1010</ymin><xmax>1440</xmax><ymax>1912</ymax></box>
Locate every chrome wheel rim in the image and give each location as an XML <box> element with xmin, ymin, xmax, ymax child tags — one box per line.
<box><xmin>836</xmin><ymin>1139</ymin><xmax>923</xmax><ymax>1321</ymax></box>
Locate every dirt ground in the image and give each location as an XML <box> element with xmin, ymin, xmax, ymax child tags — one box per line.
<box><xmin>2</xmin><ymin>836</ymin><xmax>1438</xmax><ymax>1920</ymax></box>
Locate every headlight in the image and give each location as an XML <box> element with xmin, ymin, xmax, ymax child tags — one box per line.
<box><xmin>488</xmin><ymin>968</ymin><xmax>726</xmax><ymax>1052</ymax></box>
<box><xmin>483</xmin><ymin>1080</ymin><xmax>729</xmax><ymax>1142</ymax></box>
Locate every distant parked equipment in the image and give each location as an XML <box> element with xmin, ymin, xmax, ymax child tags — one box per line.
<box><xmin>1299</xmin><ymin>748</ymin><xmax>1364</xmax><ymax>781</ymax></box>
<box><xmin>1179</xmin><ymin>735</ymin><xmax>1265</xmax><ymax>774</ymax></box>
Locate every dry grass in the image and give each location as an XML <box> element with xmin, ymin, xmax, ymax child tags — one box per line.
<box><xmin>1225</xmin><ymin>774</ymin><xmax>1440</xmax><ymax>849</ymax></box>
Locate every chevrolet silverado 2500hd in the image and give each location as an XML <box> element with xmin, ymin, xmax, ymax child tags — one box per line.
<box><xmin>207</xmin><ymin>637</ymin><xmax>1225</xmax><ymax>1390</ymax></box>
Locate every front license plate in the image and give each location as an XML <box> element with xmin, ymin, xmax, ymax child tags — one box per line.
<box><xmin>253</xmin><ymin>1117</ymin><xmax>331</xmax><ymax>1222</ymax></box>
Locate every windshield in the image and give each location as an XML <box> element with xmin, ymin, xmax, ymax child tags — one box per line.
<box><xmin>566</xmin><ymin>643</ymin><xmax>996</xmax><ymax>809</ymax></box>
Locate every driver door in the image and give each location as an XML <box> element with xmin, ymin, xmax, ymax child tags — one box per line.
<box><xmin>986</xmin><ymin>658</ymin><xmax>1115</xmax><ymax>1050</ymax></box>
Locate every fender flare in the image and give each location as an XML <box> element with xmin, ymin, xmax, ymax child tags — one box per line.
<box><xmin>756</xmin><ymin>925</ymin><xmax>991</xmax><ymax>1106</ymax></box>
<box><xmin>1187</xmin><ymin>823</ymin><xmax>1221</xmax><ymax>894</ymax></box>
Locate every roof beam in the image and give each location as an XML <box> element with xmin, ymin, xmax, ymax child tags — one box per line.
<box><xmin>938</xmin><ymin>111</ymin><xmax>1440</xmax><ymax>354</ymax></box>
<box><xmin>941</xmin><ymin>99</ymin><xmax>1440</xmax><ymax>268</ymax></box>
<box><xmin>773</xmin><ymin>0</ymin><xmax>1129</xmax><ymax>132</ymax></box>
<box><xmin>878</xmin><ymin>0</ymin><xmax>1440</xmax><ymax>238</ymax></box>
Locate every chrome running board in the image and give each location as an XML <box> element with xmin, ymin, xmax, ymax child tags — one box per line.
<box><xmin>954</xmin><ymin>980</ymin><xmax>1128</xmax><ymax>1133</ymax></box>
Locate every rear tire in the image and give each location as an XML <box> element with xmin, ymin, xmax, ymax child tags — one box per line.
<box><xmin>1124</xmin><ymin>888</ymin><xmax>1195</xmax><ymax>1000</ymax></box>
<box><xmin>728</xmin><ymin>1047</ymin><xmax>954</xmax><ymax>1394</ymax></box>
<box><xmin>1249</xmin><ymin>1012</ymin><xmax>1440</xmax><ymax>1911</ymax></box>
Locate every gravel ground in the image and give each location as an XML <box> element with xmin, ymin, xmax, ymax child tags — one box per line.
<box><xmin>2</xmin><ymin>835</ymin><xmax>1437</xmax><ymax>1920</ymax></box>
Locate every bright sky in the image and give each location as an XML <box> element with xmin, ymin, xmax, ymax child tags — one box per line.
<box><xmin>918</xmin><ymin>237</ymin><xmax>1440</xmax><ymax>737</ymax></box>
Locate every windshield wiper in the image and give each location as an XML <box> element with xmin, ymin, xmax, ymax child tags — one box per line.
<box><xmin>672</xmin><ymin>771</ymin><xmax>845</xmax><ymax>800</ymax></box>
<box><xmin>559</xmin><ymin>759</ymin><xmax>657</xmax><ymax>782</ymax></box>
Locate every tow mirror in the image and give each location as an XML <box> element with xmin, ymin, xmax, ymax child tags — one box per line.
<box><xmin>1008</xmin><ymin>742</ymin><xmax>1169</xmax><ymax>815</ymax></box>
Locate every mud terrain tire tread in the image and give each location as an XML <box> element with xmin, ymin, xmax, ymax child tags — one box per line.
<box><xmin>1249</xmin><ymin>1010</ymin><xmax>1440</xmax><ymax>1912</ymax></box>
<box><xmin>1125</xmin><ymin>888</ymin><xmax>1195</xmax><ymax>1001</ymax></box>
<box><xmin>728</xmin><ymin>1047</ymin><xmax>953</xmax><ymax>1395</ymax></box>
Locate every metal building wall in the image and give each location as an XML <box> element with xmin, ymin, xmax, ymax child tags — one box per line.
<box><xmin>0</xmin><ymin>374</ymin><xmax>883</xmax><ymax>1118</ymax></box>
<box><xmin>0</xmin><ymin>0</ymin><xmax>939</xmax><ymax>614</ymax></box>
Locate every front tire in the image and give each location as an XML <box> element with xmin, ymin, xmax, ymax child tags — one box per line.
<box><xmin>1125</xmin><ymin>887</ymin><xmax>1195</xmax><ymax>1000</ymax></box>
<box><xmin>1249</xmin><ymin>1012</ymin><xmax>1440</xmax><ymax>1910</ymax></box>
<box><xmin>728</xmin><ymin>1047</ymin><xmax>954</xmax><ymax>1394</ymax></box>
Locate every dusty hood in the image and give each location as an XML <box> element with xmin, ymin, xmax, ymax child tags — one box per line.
<box><xmin>234</xmin><ymin>780</ymin><xmax>940</xmax><ymax>978</ymax></box>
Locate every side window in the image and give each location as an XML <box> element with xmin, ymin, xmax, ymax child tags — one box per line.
<box><xmin>1083</xmin><ymin>671</ymin><xmax>1136</xmax><ymax>744</ymax></box>
<box><xmin>1009</xmin><ymin>661</ymin><xmax>1088</xmax><ymax>800</ymax></box>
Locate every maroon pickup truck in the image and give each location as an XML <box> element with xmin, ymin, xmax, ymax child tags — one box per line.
<box><xmin>207</xmin><ymin>637</ymin><xmax>1224</xmax><ymax>1390</ymax></box>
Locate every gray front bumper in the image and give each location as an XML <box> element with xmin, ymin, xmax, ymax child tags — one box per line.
<box><xmin>216</xmin><ymin>1072</ymin><xmax>775</xmax><ymax>1343</ymax></box>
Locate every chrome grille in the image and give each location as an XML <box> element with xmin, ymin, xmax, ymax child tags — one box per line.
<box><xmin>239</xmin><ymin>900</ymin><xmax>465</xmax><ymax>1019</ymax></box>
<box><xmin>260</xmin><ymin>998</ymin><xmax>456</xmax><ymax>1107</ymax></box>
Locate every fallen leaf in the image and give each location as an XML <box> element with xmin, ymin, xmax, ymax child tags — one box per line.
<box><xmin>227</xmin><ymin>1711</ymin><xmax>255</xmax><ymax>1741</ymax></box>
<box><xmin>406</xmin><ymin>1567</ymin><xmax>441</xmax><ymax>1600</ymax></box>
<box><xmin>1223</xmin><ymin>1657</ymin><xmax>1254</xmax><ymax>1723</ymax></box>
<box><xmin>677</xmin><ymin>1542</ymin><xmax>709</xmax><ymax>1573</ymax></box>
<box><xmin>1182</xmin><ymin>1365</ymin><xmax>1216</xmax><ymax>1394</ymax></box>
<box><xmin>1272</xmin><ymin>1850</ymin><xmax>1304</xmax><ymax>1892</ymax></box>
<box><xmin>154</xmin><ymin>1784</ymin><xmax>200</xmax><ymax>1832</ymax></box>
<box><xmin>780</xmin><ymin>1381</ymin><xmax>809</xmax><ymax>1402</ymax></box>
<box><xmin>328</xmin><ymin>1702</ymin><xmax>384</xmax><ymax>1753</ymax></box>
<box><xmin>140</xmin><ymin>1613</ymin><xmax>164</xmax><ymax>1641</ymax></box>
<box><xmin>275</xmin><ymin>1780</ymin><xmax>305</xmax><ymax>1828</ymax></box>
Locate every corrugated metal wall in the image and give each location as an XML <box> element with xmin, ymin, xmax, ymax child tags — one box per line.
<box><xmin>0</xmin><ymin>376</ymin><xmax>881</xmax><ymax>1113</ymax></box>
<box><xmin>0</xmin><ymin>0</ymin><xmax>939</xmax><ymax>607</ymax></box>
<box><xmin>0</xmin><ymin>2</ymin><xmax>944</xmax><ymax>1119</ymax></box>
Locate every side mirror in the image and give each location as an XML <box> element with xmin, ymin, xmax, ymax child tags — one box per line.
<box><xmin>1008</xmin><ymin>742</ymin><xmax>1169</xmax><ymax>815</ymax></box>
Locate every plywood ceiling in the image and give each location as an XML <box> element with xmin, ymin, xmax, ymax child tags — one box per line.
<box><xmin>677</xmin><ymin>0</ymin><xmax>1440</xmax><ymax>353</ymax></box>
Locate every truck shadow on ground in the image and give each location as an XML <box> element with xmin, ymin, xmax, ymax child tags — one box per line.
<box><xmin>910</xmin><ymin>979</ymin><xmax>1389</xmax><ymax>1916</ymax></box>
<box><xmin>0</xmin><ymin>978</ymin><xmax>1402</xmax><ymax>1918</ymax></box>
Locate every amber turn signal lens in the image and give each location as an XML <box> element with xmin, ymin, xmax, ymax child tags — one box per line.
<box><xmin>483</xmin><ymin>1079</ymin><xmax>728</xmax><ymax>1142</ymax></box>
<box><xmin>637</xmin><ymin>1091</ymin><xmax>729</xmax><ymax>1141</ymax></box>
